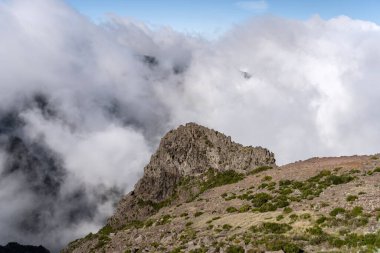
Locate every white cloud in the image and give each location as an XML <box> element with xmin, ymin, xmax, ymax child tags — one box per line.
<box><xmin>0</xmin><ymin>0</ymin><xmax>380</xmax><ymax>251</ymax></box>
<box><xmin>236</xmin><ymin>0</ymin><xmax>268</xmax><ymax>11</ymax></box>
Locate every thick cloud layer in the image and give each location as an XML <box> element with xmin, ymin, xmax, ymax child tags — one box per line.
<box><xmin>0</xmin><ymin>0</ymin><xmax>379</xmax><ymax>251</ymax></box>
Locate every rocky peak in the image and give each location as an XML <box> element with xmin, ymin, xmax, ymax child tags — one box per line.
<box><xmin>108</xmin><ymin>123</ymin><xmax>275</xmax><ymax>227</ymax></box>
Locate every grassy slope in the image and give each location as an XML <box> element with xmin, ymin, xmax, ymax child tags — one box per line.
<box><xmin>65</xmin><ymin>154</ymin><xmax>380</xmax><ymax>253</ymax></box>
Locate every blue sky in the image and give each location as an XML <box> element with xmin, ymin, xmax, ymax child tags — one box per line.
<box><xmin>65</xmin><ymin>0</ymin><xmax>380</xmax><ymax>38</ymax></box>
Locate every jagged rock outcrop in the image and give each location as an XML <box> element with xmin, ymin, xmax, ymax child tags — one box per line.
<box><xmin>108</xmin><ymin>123</ymin><xmax>275</xmax><ymax>228</ymax></box>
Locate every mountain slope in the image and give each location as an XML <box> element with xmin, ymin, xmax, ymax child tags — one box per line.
<box><xmin>63</xmin><ymin>124</ymin><xmax>380</xmax><ymax>253</ymax></box>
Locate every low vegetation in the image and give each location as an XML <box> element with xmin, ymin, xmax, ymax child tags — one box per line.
<box><xmin>66</xmin><ymin>156</ymin><xmax>380</xmax><ymax>253</ymax></box>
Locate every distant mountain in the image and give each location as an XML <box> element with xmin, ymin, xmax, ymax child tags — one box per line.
<box><xmin>63</xmin><ymin>123</ymin><xmax>380</xmax><ymax>253</ymax></box>
<box><xmin>0</xmin><ymin>242</ymin><xmax>50</xmax><ymax>253</ymax></box>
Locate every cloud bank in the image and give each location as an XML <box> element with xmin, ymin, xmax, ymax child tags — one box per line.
<box><xmin>0</xmin><ymin>0</ymin><xmax>379</xmax><ymax>251</ymax></box>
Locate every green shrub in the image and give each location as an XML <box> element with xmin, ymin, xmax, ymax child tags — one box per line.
<box><xmin>307</xmin><ymin>225</ymin><xmax>324</xmax><ymax>235</ymax></box>
<box><xmin>282</xmin><ymin>242</ymin><xmax>304</xmax><ymax>253</ymax></box>
<box><xmin>261</xmin><ymin>222</ymin><xmax>292</xmax><ymax>234</ymax></box>
<box><xmin>262</xmin><ymin>175</ymin><xmax>273</xmax><ymax>181</ymax></box>
<box><xmin>249</xmin><ymin>166</ymin><xmax>273</xmax><ymax>175</ymax></box>
<box><xmin>346</xmin><ymin>195</ymin><xmax>358</xmax><ymax>202</ymax></box>
<box><xmin>350</xmin><ymin>206</ymin><xmax>363</xmax><ymax>217</ymax></box>
<box><xmin>349</xmin><ymin>169</ymin><xmax>361</xmax><ymax>174</ymax></box>
<box><xmin>145</xmin><ymin>219</ymin><xmax>155</xmax><ymax>227</ymax></box>
<box><xmin>190</xmin><ymin>247</ymin><xmax>208</xmax><ymax>253</ymax></box>
<box><xmin>200</xmin><ymin>169</ymin><xmax>245</xmax><ymax>193</ymax></box>
<box><xmin>170</xmin><ymin>248</ymin><xmax>182</xmax><ymax>253</ymax></box>
<box><xmin>251</xmin><ymin>193</ymin><xmax>273</xmax><ymax>207</ymax></box>
<box><xmin>151</xmin><ymin>242</ymin><xmax>160</xmax><ymax>248</ymax></box>
<box><xmin>223</xmin><ymin>224</ymin><xmax>233</xmax><ymax>230</ymax></box>
<box><xmin>321</xmin><ymin>202</ymin><xmax>330</xmax><ymax>207</ymax></box>
<box><xmin>226</xmin><ymin>206</ymin><xmax>238</xmax><ymax>213</ymax></box>
<box><xmin>258</xmin><ymin>203</ymin><xmax>277</xmax><ymax>212</ymax></box>
<box><xmin>330</xmin><ymin>207</ymin><xmax>346</xmax><ymax>217</ymax></box>
<box><xmin>94</xmin><ymin>234</ymin><xmax>111</xmax><ymax>249</ymax></box>
<box><xmin>326</xmin><ymin>174</ymin><xmax>354</xmax><ymax>185</ymax></box>
<box><xmin>98</xmin><ymin>224</ymin><xmax>113</xmax><ymax>236</ymax></box>
<box><xmin>272</xmin><ymin>195</ymin><xmax>289</xmax><ymax>208</ymax></box>
<box><xmin>283</xmin><ymin>207</ymin><xmax>293</xmax><ymax>214</ymax></box>
<box><xmin>156</xmin><ymin>215</ymin><xmax>171</xmax><ymax>225</ymax></box>
<box><xmin>328</xmin><ymin>237</ymin><xmax>345</xmax><ymax>248</ymax></box>
<box><xmin>185</xmin><ymin>221</ymin><xmax>193</xmax><ymax>227</ymax></box>
<box><xmin>180</xmin><ymin>212</ymin><xmax>188</xmax><ymax>217</ymax></box>
<box><xmin>123</xmin><ymin>220</ymin><xmax>145</xmax><ymax>229</ymax></box>
<box><xmin>226</xmin><ymin>245</ymin><xmax>244</xmax><ymax>253</ymax></box>
<box><xmin>206</xmin><ymin>216</ymin><xmax>221</xmax><ymax>224</ymax></box>
<box><xmin>194</xmin><ymin>211</ymin><xmax>204</xmax><ymax>217</ymax></box>
<box><xmin>289</xmin><ymin>214</ymin><xmax>298</xmax><ymax>221</ymax></box>
<box><xmin>238</xmin><ymin>204</ymin><xmax>251</xmax><ymax>213</ymax></box>
<box><xmin>316</xmin><ymin>216</ymin><xmax>327</xmax><ymax>224</ymax></box>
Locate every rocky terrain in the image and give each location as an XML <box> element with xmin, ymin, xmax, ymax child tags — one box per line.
<box><xmin>63</xmin><ymin>123</ymin><xmax>380</xmax><ymax>253</ymax></box>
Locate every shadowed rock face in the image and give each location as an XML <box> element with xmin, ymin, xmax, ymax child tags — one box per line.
<box><xmin>108</xmin><ymin>122</ymin><xmax>276</xmax><ymax>227</ymax></box>
<box><xmin>0</xmin><ymin>242</ymin><xmax>50</xmax><ymax>253</ymax></box>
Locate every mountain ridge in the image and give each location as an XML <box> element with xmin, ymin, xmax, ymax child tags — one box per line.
<box><xmin>63</xmin><ymin>123</ymin><xmax>380</xmax><ymax>253</ymax></box>
<box><xmin>109</xmin><ymin>122</ymin><xmax>276</xmax><ymax>228</ymax></box>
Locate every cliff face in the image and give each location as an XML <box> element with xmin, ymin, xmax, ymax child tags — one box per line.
<box><xmin>108</xmin><ymin>123</ymin><xmax>275</xmax><ymax>227</ymax></box>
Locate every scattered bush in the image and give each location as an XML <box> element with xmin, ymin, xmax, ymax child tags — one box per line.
<box><xmin>262</xmin><ymin>176</ymin><xmax>273</xmax><ymax>182</ymax></box>
<box><xmin>251</xmin><ymin>193</ymin><xmax>273</xmax><ymax>207</ymax></box>
<box><xmin>276</xmin><ymin>215</ymin><xmax>284</xmax><ymax>221</ymax></box>
<box><xmin>289</xmin><ymin>214</ymin><xmax>298</xmax><ymax>222</ymax></box>
<box><xmin>346</xmin><ymin>195</ymin><xmax>358</xmax><ymax>202</ymax></box>
<box><xmin>226</xmin><ymin>245</ymin><xmax>244</xmax><ymax>253</ymax></box>
<box><xmin>238</xmin><ymin>204</ymin><xmax>251</xmax><ymax>213</ymax></box>
<box><xmin>223</xmin><ymin>224</ymin><xmax>233</xmax><ymax>230</ymax></box>
<box><xmin>249</xmin><ymin>166</ymin><xmax>273</xmax><ymax>175</ymax></box>
<box><xmin>180</xmin><ymin>212</ymin><xmax>188</xmax><ymax>217</ymax></box>
<box><xmin>200</xmin><ymin>169</ymin><xmax>245</xmax><ymax>193</ymax></box>
<box><xmin>156</xmin><ymin>215</ymin><xmax>171</xmax><ymax>225</ymax></box>
<box><xmin>350</xmin><ymin>206</ymin><xmax>363</xmax><ymax>217</ymax></box>
<box><xmin>330</xmin><ymin>207</ymin><xmax>346</xmax><ymax>217</ymax></box>
<box><xmin>307</xmin><ymin>225</ymin><xmax>324</xmax><ymax>236</ymax></box>
<box><xmin>316</xmin><ymin>216</ymin><xmax>327</xmax><ymax>224</ymax></box>
<box><xmin>145</xmin><ymin>219</ymin><xmax>155</xmax><ymax>227</ymax></box>
<box><xmin>194</xmin><ymin>211</ymin><xmax>204</xmax><ymax>217</ymax></box>
<box><xmin>226</xmin><ymin>206</ymin><xmax>238</xmax><ymax>213</ymax></box>
<box><xmin>262</xmin><ymin>222</ymin><xmax>292</xmax><ymax>234</ymax></box>
<box><xmin>326</xmin><ymin>174</ymin><xmax>354</xmax><ymax>185</ymax></box>
<box><xmin>98</xmin><ymin>224</ymin><xmax>113</xmax><ymax>236</ymax></box>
